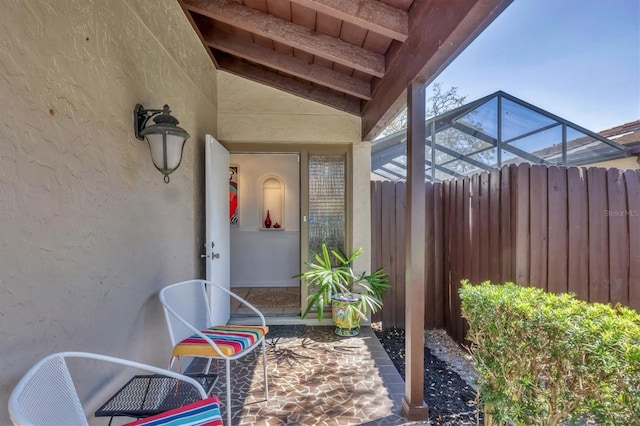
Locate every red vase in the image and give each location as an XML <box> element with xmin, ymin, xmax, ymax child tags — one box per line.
<box><xmin>264</xmin><ymin>210</ymin><xmax>271</xmax><ymax>228</ymax></box>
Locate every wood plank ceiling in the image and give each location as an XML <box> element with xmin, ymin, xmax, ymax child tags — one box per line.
<box><xmin>177</xmin><ymin>0</ymin><xmax>512</xmax><ymax>140</ymax></box>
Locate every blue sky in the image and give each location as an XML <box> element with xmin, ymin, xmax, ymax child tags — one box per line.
<box><xmin>429</xmin><ymin>0</ymin><xmax>640</xmax><ymax>133</ymax></box>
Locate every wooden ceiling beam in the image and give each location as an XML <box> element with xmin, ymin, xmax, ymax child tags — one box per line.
<box><xmin>177</xmin><ymin>5</ymin><xmax>219</xmax><ymax>68</ymax></box>
<box><xmin>183</xmin><ymin>0</ymin><xmax>385</xmax><ymax>77</ymax></box>
<box><xmin>361</xmin><ymin>0</ymin><xmax>513</xmax><ymax>140</ymax></box>
<box><xmin>203</xmin><ymin>28</ymin><xmax>372</xmax><ymax>100</ymax></box>
<box><xmin>289</xmin><ymin>0</ymin><xmax>409</xmax><ymax>41</ymax></box>
<box><xmin>216</xmin><ymin>53</ymin><xmax>362</xmax><ymax>116</ymax></box>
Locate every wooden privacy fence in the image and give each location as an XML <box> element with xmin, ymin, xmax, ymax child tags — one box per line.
<box><xmin>371</xmin><ymin>164</ymin><xmax>640</xmax><ymax>343</ymax></box>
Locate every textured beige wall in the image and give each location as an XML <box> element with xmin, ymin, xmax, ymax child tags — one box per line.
<box><xmin>352</xmin><ymin>142</ymin><xmax>373</xmax><ymax>277</ymax></box>
<box><xmin>217</xmin><ymin>72</ymin><xmax>361</xmax><ymax>143</ymax></box>
<box><xmin>0</xmin><ymin>1</ymin><xmax>373</xmax><ymax>418</ymax></box>
<box><xmin>0</xmin><ymin>0</ymin><xmax>216</xmax><ymax>420</ymax></box>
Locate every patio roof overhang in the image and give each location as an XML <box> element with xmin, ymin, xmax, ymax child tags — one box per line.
<box><xmin>175</xmin><ymin>0</ymin><xmax>513</xmax><ymax>140</ymax></box>
<box><xmin>372</xmin><ymin>91</ymin><xmax>631</xmax><ymax>181</ymax></box>
<box><xmin>174</xmin><ymin>0</ymin><xmax>515</xmax><ymax>420</ymax></box>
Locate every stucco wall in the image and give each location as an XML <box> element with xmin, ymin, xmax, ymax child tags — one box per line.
<box><xmin>217</xmin><ymin>72</ymin><xmax>361</xmax><ymax>143</ymax></box>
<box><xmin>588</xmin><ymin>156</ymin><xmax>639</xmax><ymax>170</ymax></box>
<box><xmin>0</xmin><ymin>0</ymin><xmax>216</xmax><ymax>421</ymax></box>
<box><xmin>352</xmin><ymin>142</ymin><xmax>373</xmax><ymax>277</ymax></box>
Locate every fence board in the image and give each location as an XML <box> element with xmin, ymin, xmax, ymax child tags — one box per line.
<box><xmin>371</xmin><ymin>182</ymin><xmax>382</xmax><ymax>270</ymax></box>
<box><xmin>452</xmin><ymin>178</ymin><xmax>465</xmax><ymax>342</ymax></box>
<box><xmin>514</xmin><ymin>164</ymin><xmax>530</xmax><ymax>286</ymax></box>
<box><xmin>460</xmin><ymin>177</ymin><xmax>471</xmax><ymax>342</ymax></box>
<box><xmin>375</xmin><ymin>184</ymin><xmax>386</xmax><ymax>324</ymax></box>
<box><xmin>445</xmin><ymin>181</ymin><xmax>454</xmax><ymax>337</ymax></box>
<box><xmin>529</xmin><ymin>165</ymin><xmax>548</xmax><ymax>290</ymax></box>
<box><xmin>500</xmin><ymin>166</ymin><xmax>514</xmax><ymax>283</ymax></box>
<box><xmin>371</xmin><ymin>182</ymin><xmax>382</xmax><ymax>323</ymax></box>
<box><xmin>380</xmin><ymin>181</ymin><xmax>397</xmax><ymax>326</ymax></box>
<box><xmin>567</xmin><ymin>167</ymin><xmax>589</xmax><ymax>301</ymax></box>
<box><xmin>607</xmin><ymin>168</ymin><xmax>629</xmax><ymax>306</ymax></box>
<box><xmin>624</xmin><ymin>170</ymin><xmax>640</xmax><ymax>312</ymax></box>
<box><xmin>395</xmin><ymin>183</ymin><xmax>406</xmax><ymax>328</ymax></box>
<box><xmin>547</xmin><ymin>166</ymin><xmax>568</xmax><ymax>294</ymax></box>
<box><xmin>587</xmin><ymin>168</ymin><xmax>610</xmax><ymax>304</ymax></box>
<box><xmin>425</xmin><ymin>183</ymin><xmax>435</xmax><ymax>328</ymax></box>
<box><xmin>478</xmin><ymin>173</ymin><xmax>490</xmax><ymax>281</ymax></box>
<box><xmin>433</xmin><ymin>182</ymin><xmax>445</xmax><ymax>328</ymax></box>
<box><xmin>488</xmin><ymin>170</ymin><xmax>501</xmax><ymax>283</ymax></box>
<box><xmin>470</xmin><ymin>174</ymin><xmax>481</xmax><ymax>283</ymax></box>
<box><xmin>443</xmin><ymin>180</ymin><xmax>453</xmax><ymax>334</ymax></box>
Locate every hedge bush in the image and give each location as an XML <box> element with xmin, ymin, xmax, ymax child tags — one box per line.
<box><xmin>459</xmin><ymin>281</ymin><xmax>640</xmax><ymax>426</ymax></box>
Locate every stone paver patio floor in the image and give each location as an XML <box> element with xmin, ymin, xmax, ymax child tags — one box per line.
<box><xmin>209</xmin><ymin>326</ymin><xmax>421</xmax><ymax>426</ymax></box>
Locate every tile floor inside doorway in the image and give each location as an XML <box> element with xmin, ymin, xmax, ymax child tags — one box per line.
<box><xmin>231</xmin><ymin>287</ymin><xmax>301</xmax><ymax>316</ymax></box>
<box><xmin>207</xmin><ymin>326</ymin><xmax>415</xmax><ymax>425</ymax></box>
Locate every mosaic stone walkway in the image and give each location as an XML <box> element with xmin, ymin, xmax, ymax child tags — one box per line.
<box><xmin>208</xmin><ymin>326</ymin><xmax>418</xmax><ymax>426</ymax></box>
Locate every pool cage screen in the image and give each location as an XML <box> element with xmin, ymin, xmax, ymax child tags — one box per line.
<box><xmin>372</xmin><ymin>91</ymin><xmax>629</xmax><ymax>182</ymax></box>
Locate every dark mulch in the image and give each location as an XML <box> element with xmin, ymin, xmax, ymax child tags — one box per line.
<box><xmin>374</xmin><ymin>327</ymin><xmax>482</xmax><ymax>426</ymax></box>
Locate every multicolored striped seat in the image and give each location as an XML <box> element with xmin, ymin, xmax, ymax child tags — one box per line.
<box><xmin>172</xmin><ymin>325</ymin><xmax>269</xmax><ymax>358</ymax></box>
<box><xmin>124</xmin><ymin>396</ymin><xmax>223</xmax><ymax>426</ymax></box>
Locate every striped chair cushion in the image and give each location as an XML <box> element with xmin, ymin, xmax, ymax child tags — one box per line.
<box><xmin>172</xmin><ymin>325</ymin><xmax>269</xmax><ymax>358</ymax></box>
<box><xmin>123</xmin><ymin>396</ymin><xmax>223</xmax><ymax>426</ymax></box>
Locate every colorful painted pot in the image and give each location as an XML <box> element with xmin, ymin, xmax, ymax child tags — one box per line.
<box><xmin>331</xmin><ymin>294</ymin><xmax>362</xmax><ymax>337</ymax></box>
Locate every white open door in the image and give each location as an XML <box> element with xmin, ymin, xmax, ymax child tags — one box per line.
<box><xmin>205</xmin><ymin>135</ymin><xmax>230</xmax><ymax>325</ymax></box>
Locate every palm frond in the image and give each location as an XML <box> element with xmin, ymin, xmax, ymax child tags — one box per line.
<box><xmin>296</xmin><ymin>243</ymin><xmax>390</xmax><ymax>321</ymax></box>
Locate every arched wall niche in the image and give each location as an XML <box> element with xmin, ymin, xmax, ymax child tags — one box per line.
<box><xmin>260</xmin><ymin>175</ymin><xmax>284</xmax><ymax>230</ymax></box>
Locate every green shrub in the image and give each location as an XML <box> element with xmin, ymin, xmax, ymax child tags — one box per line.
<box><xmin>459</xmin><ymin>281</ymin><xmax>640</xmax><ymax>426</ymax></box>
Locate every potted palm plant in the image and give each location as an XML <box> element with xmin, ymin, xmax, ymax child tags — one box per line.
<box><xmin>297</xmin><ymin>243</ymin><xmax>390</xmax><ymax>336</ymax></box>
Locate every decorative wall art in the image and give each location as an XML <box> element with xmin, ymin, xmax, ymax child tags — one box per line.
<box><xmin>229</xmin><ymin>166</ymin><xmax>239</xmax><ymax>226</ymax></box>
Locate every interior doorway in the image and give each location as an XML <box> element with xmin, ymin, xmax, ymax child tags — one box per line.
<box><xmin>228</xmin><ymin>153</ymin><xmax>301</xmax><ymax>317</ymax></box>
<box><xmin>230</xmin><ymin>287</ymin><xmax>300</xmax><ymax>316</ymax></box>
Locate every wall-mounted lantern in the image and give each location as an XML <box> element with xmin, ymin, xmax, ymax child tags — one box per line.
<box><xmin>134</xmin><ymin>104</ymin><xmax>190</xmax><ymax>183</ymax></box>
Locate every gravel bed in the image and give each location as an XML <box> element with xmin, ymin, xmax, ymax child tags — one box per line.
<box><xmin>373</xmin><ymin>325</ymin><xmax>483</xmax><ymax>426</ymax></box>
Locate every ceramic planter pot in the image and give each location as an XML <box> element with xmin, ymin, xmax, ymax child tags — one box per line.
<box><xmin>331</xmin><ymin>294</ymin><xmax>362</xmax><ymax>337</ymax></box>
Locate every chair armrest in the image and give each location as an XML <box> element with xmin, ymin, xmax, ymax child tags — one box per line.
<box><xmin>62</xmin><ymin>352</ymin><xmax>208</xmax><ymax>399</ymax></box>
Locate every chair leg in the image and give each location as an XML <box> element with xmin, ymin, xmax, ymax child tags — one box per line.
<box><xmin>262</xmin><ymin>340</ymin><xmax>269</xmax><ymax>401</ymax></box>
<box><xmin>226</xmin><ymin>359</ymin><xmax>232</xmax><ymax>426</ymax></box>
<box><xmin>205</xmin><ymin>358</ymin><xmax>213</xmax><ymax>374</ymax></box>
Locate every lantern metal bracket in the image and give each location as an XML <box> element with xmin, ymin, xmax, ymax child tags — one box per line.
<box><xmin>133</xmin><ymin>104</ymin><xmax>164</xmax><ymax>141</ymax></box>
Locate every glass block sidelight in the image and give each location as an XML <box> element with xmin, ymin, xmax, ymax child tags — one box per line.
<box><xmin>308</xmin><ymin>154</ymin><xmax>346</xmax><ymax>263</ymax></box>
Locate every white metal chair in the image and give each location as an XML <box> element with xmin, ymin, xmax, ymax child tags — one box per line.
<box><xmin>7</xmin><ymin>351</ymin><xmax>211</xmax><ymax>426</ymax></box>
<box><xmin>159</xmin><ymin>279</ymin><xmax>269</xmax><ymax>426</ymax></box>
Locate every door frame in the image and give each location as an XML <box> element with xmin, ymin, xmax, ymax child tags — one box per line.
<box><xmin>222</xmin><ymin>142</ymin><xmax>353</xmax><ymax>315</ymax></box>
